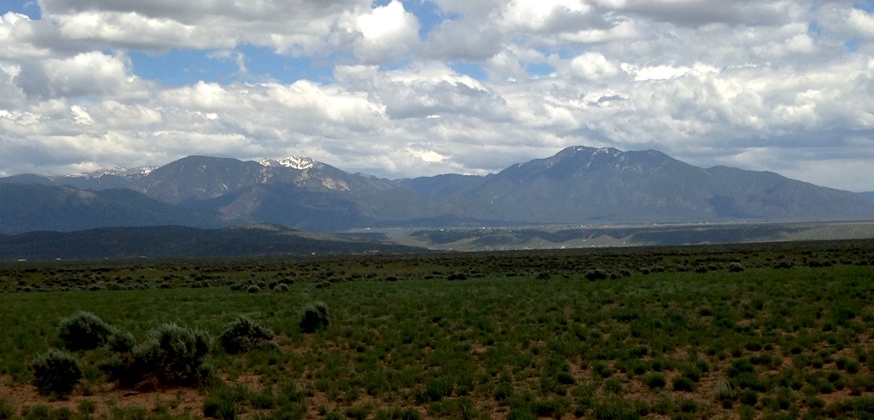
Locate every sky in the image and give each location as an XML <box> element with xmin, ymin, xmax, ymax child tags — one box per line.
<box><xmin>1</xmin><ymin>1</ymin><xmax>874</xmax><ymax>191</ymax></box>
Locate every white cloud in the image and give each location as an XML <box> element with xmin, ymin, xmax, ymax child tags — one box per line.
<box><xmin>568</xmin><ymin>52</ymin><xmax>621</xmax><ymax>80</ymax></box>
<box><xmin>848</xmin><ymin>8</ymin><xmax>874</xmax><ymax>39</ymax></box>
<box><xmin>354</xmin><ymin>1</ymin><xmax>420</xmax><ymax>64</ymax></box>
<box><xmin>0</xmin><ymin>0</ymin><xmax>871</xmax><ymax>192</ymax></box>
<box><xmin>12</xmin><ymin>51</ymin><xmax>140</xmax><ymax>99</ymax></box>
<box><xmin>423</xmin><ymin>19</ymin><xmax>503</xmax><ymax>61</ymax></box>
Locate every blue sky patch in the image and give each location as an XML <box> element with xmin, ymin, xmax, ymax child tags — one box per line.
<box><xmin>845</xmin><ymin>38</ymin><xmax>860</xmax><ymax>53</ymax></box>
<box><xmin>399</xmin><ymin>0</ymin><xmax>446</xmax><ymax>39</ymax></box>
<box><xmin>450</xmin><ymin>62</ymin><xmax>487</xmax><ymax>81</ymax></box>
<box><xmin>129</xmin><ymin>46</ymin><xmax>338</xmax><ymax>87</ymax></box>
<box><xmin>525</xmin><ymin>62</ymin><xmax>555</xmax><ymax>79</ymax></box>
<box><xmin>854</xmin><ymin>1</ymin><xmax>874</xmax><ymax>13</ymax></box>
<box><xmin>129</xmin><ymin>50</ymin><xmax>238</xmax><ymax>87</ymax></box>
<box><xmin>7</xmin><ymin>0</ymin><xmax>39</xmax><ymax>19</ymax></box>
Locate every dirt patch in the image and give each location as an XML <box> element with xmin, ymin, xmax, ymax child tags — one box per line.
<box><xmin>0</xmin><ymin>374</ymin><xmax>205</xmax><ymax>418</ymax></box>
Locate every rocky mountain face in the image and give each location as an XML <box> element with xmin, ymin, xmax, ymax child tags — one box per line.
<box><xmin>443</xmin><ymin>147</ymin><xmax>874</xmax><ymax>223</ymax></box>
<box><xmin>0</xmin><ymin>166</ymin><xmax>155</xmax><ymax>190</ymax></box>
<box><xmin>125</xmin><ymin>156</ymin><xmax>448</xmax><ymax>229</ymax></box>
<box><xmin>400</xmin><ymin>147</ymin><xmax>874</xmax><ymax>223</ymax></box>
<box><xmin>2</xmin><ymin>146</ymin><xmax>873</xmax><ymax>233</ymax></box>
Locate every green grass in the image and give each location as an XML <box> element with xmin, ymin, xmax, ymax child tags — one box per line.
<box><xmin>0</xmin><ymin>239</ymin><xmax>873</xmax><ymax>418</ymax></box>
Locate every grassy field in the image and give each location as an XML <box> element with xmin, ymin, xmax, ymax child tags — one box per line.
<box><xmin>1</xmin><ymin>240</ymin><xmax>874</xmax><ymax>419</ymax></box>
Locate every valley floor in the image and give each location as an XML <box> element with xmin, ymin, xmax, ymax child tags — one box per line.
<box><xmin>1</xmin><ymin>239</ymin><xmax>873</xmax><ymax>419</ymax></box>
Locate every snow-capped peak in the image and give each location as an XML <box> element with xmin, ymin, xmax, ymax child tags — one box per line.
<box><xmin>66</xmin><ymin>166</ymin><xmax>156</xmax><ymax>179</ymax></box>
<box><xmin>260</xmin><ymin>156</ymin><xmax>315</xmax><ymax>170</ymax></box>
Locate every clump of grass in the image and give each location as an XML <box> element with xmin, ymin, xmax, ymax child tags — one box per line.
<box><xmin>643</xmin><ymin>373</ymin><xmax>666</xmax><ymax>389</ymax></box>
<box><xmin>0</xmin><ymin>397</ymin><xmax>16</xmax><ymax>418</ymax></box>
<box><xmin>203</xmin><ymin>385</ymin><xmax>249</xmax><ymax>419</ymax></box>
<box><xmin>672</xmin><ymin>376</ymin><xmax>696</xmax><ymax>392</ymax></box>
<box><xmin>712</xmin><ymin>381</ymin><xmax>735</xmax><ymax>408</ymax></box>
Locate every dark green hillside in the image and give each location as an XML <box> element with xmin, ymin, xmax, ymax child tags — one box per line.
<box><xmin>0</xmin><ymin>184</ymin><xmax>221</xmax><ymax>234</ymax></box>
<box><xmin>0</xmin><ymin>225</ymin><xmax>425</xmax><ymax>260</ymax></box>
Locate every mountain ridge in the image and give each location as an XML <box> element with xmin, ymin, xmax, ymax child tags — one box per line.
<box><xmin>2</xmin><ymin>146</ymin><xmax>873</xmax><ymax>233</ymax></box>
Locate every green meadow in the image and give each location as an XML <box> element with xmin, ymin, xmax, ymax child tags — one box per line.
<box><xmin>1</xmin><ymin>240</ymin><xmax>873</xmax><ymax>419</ymax></box>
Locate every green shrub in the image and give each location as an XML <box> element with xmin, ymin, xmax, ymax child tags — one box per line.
<box><xmin>680</xmin><ymin>364</ymin><xmax>702</xmax><ymax>383</ymax></box>
<box><xmin>729</xmin><ymin>359</ymin><xmax>755</xmax><ymax>377</ymax></box>
<box><xmin>299</xmin><ymin>301</ymin><xmax>330</xmax><ymax>333</ymax></box>
<box><xmin>728</xmin><ymin>262</ymin><xmax>745</xmax><ymax>272</ymax></box>
<box><xmin>585</xmin><ymin>269</ymin><xmax>608</xmax><ymax>281</ymax></box>
<box><xmin>672</xmin><ymin>376</ymin><xmax>696</xmax><ymax>392</ymax></box>
<box><xmin>132</xmin><ymin>323</ymin><xmax>211</xmax><ymax>385</ymax></box>
<box><xmin>203</xmin><ymin>385</ymin><xmax>248</xmax><ymax>419</ymax></box>
<box><xmin>494</xmin><ymin>381</ymin><xmax>514</xmax><ymax>401</ymax></box>
<box><xmin>739</xmin><ymin>389</ymin><xmax>758</xmax><ymax>406</ymax></box>
<box><xmin>591</xmin><ymin>397</ymin><xmax>641</xmax><ymax>420</ymax></box>
<box><xmin>604</xmin><ymin>378</ymin><xmax>623</xmax><ymax>394</ymax></box>
<box><xmin>712</xmin><ymin>381</ymin><xmax>735</xmax><ymax>408</ymax></box>
<box><xmin>218</xmin><ymin>316</ymin><xmax>275</xmax><ymax>354</ymax></box>
<box><xmin>58</xmin><ymin>311</ymin><xmax>116</xmax><ymax>351</ymax></box>
<box><xmin>643</xmin><ymin>373</ymin><xmax>666</xmax><ymax>389</ymax></box>
<box><xmin>32</xmin><ymin>350</ymin><xmax>82</xmax><ymax>396</ymax></box>
<box><xmin>557</xmin><ymin>371</ymin><xmax>576</xmax><ymax>385</ymax></box>
<box><xmin>105</xmin><ymin>330</ymin><xmax>136</xmax><ymax>353</ymax></box>
<box><xmin>0</xmin><ymin>397</ymin><xmax>16</xmax><ymax>418</ymax></box>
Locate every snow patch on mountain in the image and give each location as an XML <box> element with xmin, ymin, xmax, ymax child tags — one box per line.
<box><xmin>66</xmin><ymin>166</ymin><xmax>157</xmax><ymax>179</ymax></box>
<box><xmin>259</xmin><ymin>156</ymin><xmax>315</xmax><ymax>170</ymax></box>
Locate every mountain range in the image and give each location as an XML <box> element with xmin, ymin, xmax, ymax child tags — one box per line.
<box><xmin>2</xmin><ymin>146</ymin><xmax>874</xmax><ymax>234</ymax></box>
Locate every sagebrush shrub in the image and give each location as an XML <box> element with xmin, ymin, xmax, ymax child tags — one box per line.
<box><xmin>728</xmin><ymin>262</ymin><xmax>745</xmax><ymax>272</ymax></box>
<box><xmin>672</xmin><ymin>376</ymin><xmax>697</xmax><ymax>392</ymax></box>
<box><xmin>218</xmin><ymin>316</ymin><xmax>275</xmax><ymax>354</ymax></box>
<box><xmin>100</xmin><ymin>351</ymin><xmax>140</xmax><ymax>387</ymax></box>
<box><xmin>134</xmin><ymin>323</ymin><xmax>211</xmax><ymax>385</ymax></box>
<box><xmin>105</xmin><ymin>330</ymin><xmax>136</xmax><ymax>353</ymax></box>
<box><xmin>32</xmin><ymin>350</ymin><xmax>82</xmax><ymax>396</ymax></box>
<box><xmin>58</xmin><ymin>311</ymin><xmax>117</xmax><ymax>351</ymax></box>
<box><xmin>585</xmin><ymin>269</ymin><xmax>608</xmax><ymax>281</ymax></box>
<box><xmin>299</xmin><ymin>301</ymin><xmax>329</xmax><ymax>333</ymax></box>
<box><xmin>644</xmin><ymin>373</ymin><xmax>666</xmax><ymax>389</ymax></box>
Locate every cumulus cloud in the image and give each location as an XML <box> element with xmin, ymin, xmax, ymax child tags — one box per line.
<box><xmin>0</xmin><ymin>0</ymin><xmax>872</xmax><ymax>192</ymax></box>
<box><xmin>596</xmin><ymin>0</ymin><xmax>802</xmax><ymax>27</ymax></box>
<box><xmin>422</xmin><ymin>19</ymin><xmax>503</xmax><ymax>61</ymax></box>
<box><xmin>354</xmin><ymin>1</ymin><xmax>420</xmax><ymax>64</ymax></box>
<box><xmin>13</xmin><ymin>51</ymin><xmax>138</xmax><ymax>99</ymax></box>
